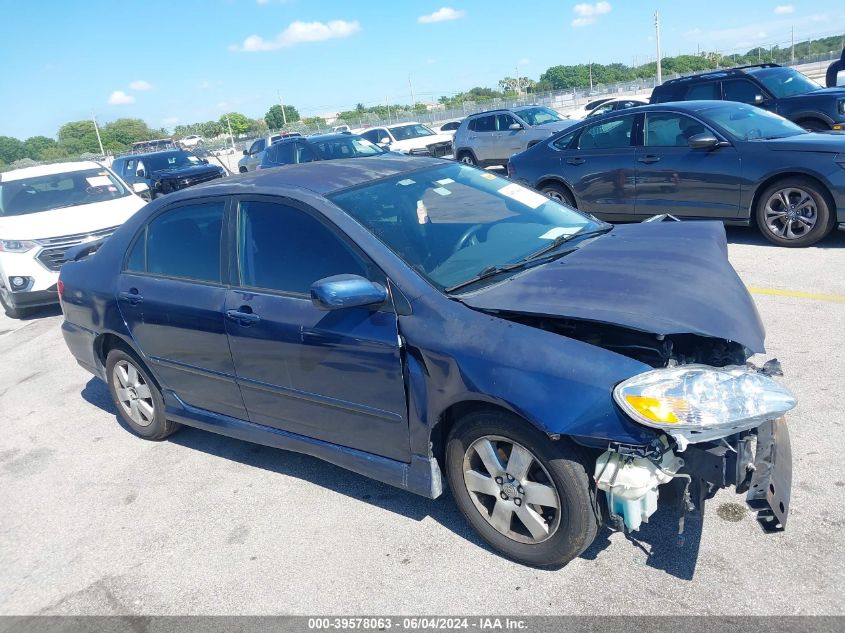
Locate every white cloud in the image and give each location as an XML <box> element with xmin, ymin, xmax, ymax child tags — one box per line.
<box><xmin>232</xmin><ymin>19</ymin><xmax>361</xmax><ymax>52</ymax></box>
<box><xmin>108</xmin><ymin>90</ymin><xmax>135</xmax><ymax>105</ymax></box>
<box><xmin>518</xmin><ymin>57</ymin><xmax>530</xmax><ymax>66</ymax></box>
<box><xmin>773</xmin><ymin>4</ymin><xmax>794</xmax><ymax>14</ymax></box>
<box><xmin>129</xmin><ymin>79</ymin><xmax>152</xmax><ymax>91</ymax></box>
<box><xmin>571</xmin><ymin>2</ymin><xmax>611</xmax><ymax>27</ymax></box>
<box><xmin>418</xmin><ymin>7</ymin><xmax>465</xmax><ymax>24</ymax></box>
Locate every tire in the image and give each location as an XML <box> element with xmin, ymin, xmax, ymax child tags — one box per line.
<box><xmin>755</xmin><ymin>177</ymin><xmax>833</xmax><ymax>247</ymax></box>
<box><xmin>540</xmin><ymin>182</ymin><xmax>576</xmax><ymax>208</ymax></box>
<box><xmin>239</xmin><ymin>166</ymin><xmax>248</xmax><ymax>173</ymax></box>
<box><xmin>796</xmin><ymin>119</ymin><xmax>829</xmax><ymax>132</ymax></box>
<box><xmin>0</xmin><ymin>287</ymin><xmax>29</xmax><ymax>319</ymax></box>
<box><xmin>457</xmin><ymin>151</ymin><xmax>477</xmax><ymax>166</ymax></box>
<box><xmin>105</xmin><ymin>347</ymin><xmax>179</xmax><ymax>441</ymax></box>
<box><xmin>445</xmin><ymin>409</ymin><xmax>599</xmax><ymax>567</ymax></box>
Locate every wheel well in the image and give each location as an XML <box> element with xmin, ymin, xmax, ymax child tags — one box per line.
<box><xmin>429</xmin><ymin>400</ymin><xmax>531</xmax><ymax>469</ymax></box>
<box><xmin>749</xmin><ymin>172</ymin><xmax>835</xmax><ymax>226</ymax></box>
<box><xmin>794</xmin><ymin>117</ymin><xmax>829</xmax><ymax>130</ymax></box>
<box><xmin>535</xmin><ymin>179</ymin><xmax>576</xmax><ymax>207</ymax></box>
<box><xmin>456</xmin><ymin>148</ymin><xmax>475</xmax><ymax>158</ymax></box>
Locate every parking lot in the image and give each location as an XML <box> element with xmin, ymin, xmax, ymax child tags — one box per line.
<box><xmin>0</xmin><ymin>225</ymin><xmax>843</xmax><ymax>616</ymax></box>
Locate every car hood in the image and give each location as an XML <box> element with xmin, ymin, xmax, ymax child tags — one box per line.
<box><xmin>0</xmin><ymin>194</ymin><xmax>146</xmax><ymax>241</ymax></box>
<box><xmin>460</xmin><ymin>221</ymin><xmax>766</xmax><ymax>353</ymax></box>
<box><xmin>150</xmin><ymin>164</ymin><xmax>221</xmax><ymax>179</ymax></box>
<box><xmin>761</xmin><ymin>132</ymin><xmax>845</xmax><ymax>153</ymax></box>
<box><xmin>778</xmin><ymin>86</ymin><xmax>845</xmax><ymax>101</ymax></box>
<box><xmin>390</xmin><ymin>134</ymin><xmax>453</xmax><ymax>151</ymax></box>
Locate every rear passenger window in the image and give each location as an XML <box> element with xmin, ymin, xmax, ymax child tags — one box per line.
<box><xmin>722</xmin><ymin>79</ymin><xmax>760</xmax><ymax>104</ymax></box>
<box><xmin>474</xmin><ymin>115</ymin><xmax>496</xmax><ymax>132</ymax></box>
<box><xmin>686</xmin><ymin>82</ymin><xmax>720</xmax><ymax>100</ymax></box>
<box><xmin>142</xmin><ymin>202</ymin><xmax>224</xmax><ymax>282</ymax></box>
<box><xmin>552</xmin><ymin>130</ymin><xmax>577</xmax><ymax>150</ymax></box>
<box><xmin>578</xmin><ymin>115</ymin><xmax>635</xmax><ymax>150</ymax></box>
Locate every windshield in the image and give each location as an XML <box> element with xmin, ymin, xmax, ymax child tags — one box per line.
<box><xmin>0</xmin><ymin>167</ymin><xmax>129</xmax><ymax>217</ymax></box>
<box><xmin>389</xmin><ymin>124</ymin><xmax>436</xmax><ymax>141</ymax></box>
<box><xmin>329</xmin><ymin>163</ymin><xmax>599</xmax><ymax>291</ymax></box>
<box><xmin>515</xmin><ymin>106</ymin><xmax>564</xmax><ymax>126</ymax></box>
<box><xmin>703</xmin><ymin>103</ymin><xmax>806</xmax><ymax>140</ymax></box>
<box><xmin>144</xmin><ymin>151</ymin><xmax>200</xmax><ymax>171</ymax></box>
<box><xmin>746</xmin><ymin>67</ymin><xmax>821</xmax><ymax>98</ymax></box>
<box><xmin>314</xmin><ymin>136</ymin><xmax>385</xmax><ymax>158</ymax></box>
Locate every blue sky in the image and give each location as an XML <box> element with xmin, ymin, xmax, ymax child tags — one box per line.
<box><xmin>1</xmin><ymin>0</ymin><xmax>843</xmax><ymax>138</ymax></box>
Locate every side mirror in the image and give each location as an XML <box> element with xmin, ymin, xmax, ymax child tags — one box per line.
<box><xmin>200</xmin><ymin>158</ymin><xmax>209</xmax><ymax>164</ymax></box>
<box><xmin>687</xmin><ymin>132</ymin><xmax>721</xmax><ymax>150</ymax></box>
<box><xmin>242</xmin><ymin>149</ymin><xmax>249</xmax><ymax>155</ymax></box>
<box><xmin>132</xmin><ymin>182</ymin><xmax>150</xmax><ymax>194</ymax></box>
<box><xmin>310</xmin><ymin>274</ymin><xmax>387</xmax><ymax>311</ymax></box>
<box><xmin>379</xmin><ymin>137</ymin><xmax>391</xmax><ymax>145</ymax></box>
<box><xmin>753</xmin><ymin>94</ymin><xmax>766</xmax><ymax>105</ymax></box>
<box><xmin>508</xmin><ymin>123</ymin><xmax>524</xmax><ymax>131</ymax></box>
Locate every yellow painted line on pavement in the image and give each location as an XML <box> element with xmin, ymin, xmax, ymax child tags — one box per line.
<box><xmin>748</xmin><ymin>287</ymin><xmax>845</xmax><ymax>304</ymax></box>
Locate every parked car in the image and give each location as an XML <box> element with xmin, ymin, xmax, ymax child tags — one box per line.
<box><xmin>111</xmin><ymin>149</ymin><xmax>226</xmax><ymax>199</ymax></box>
<box><xmin>131</xmin><ymin>138</ymin><xmax>176</xmax><ymax>152</ymax></box>
<box><xmin>359</xmin><ymin>122</ymin><xmax>453</xmax><ymax>158</ymax></box>
<box><xmin>179</xmin><ymin>134</ymin><xmax>204</xmax><ymax>148</ymax></box>
<box><xmin>259</xmin><ymin>133</ymin><xmax>386</xmax><ymax>169</ymax></box>
<box><xmin>651</xmin><ymin>63</ymin><xmax>845</xmax><ymax>132</ymax></box>
<box><xmin>508</xmin><ymin>100</ymin><xmax>845</xmax><ymax>247</ymax></box>
<box><xmin>452</xmin><ymin>106</ymin><xmax>577</xmax><ymax>167</ymax></box>
<box><xmin>0</xmin><ymin>161</ymin><xmax>147</xmax><ymax>318</ymax></box>
<box><xmin>583</xmin><ymin>97</ymin><xmax>648</xmax><ymax>118</ymax></box>
<box><xmin>59</xmin><ymin>157</ymin><xmax>795</xmax><ymax>567</ymax></box>
<box><xmin>564</xmin><ymin>97</ymin><xmax>615</xmax><ymax>119</ymax></box>
<box><xmin>331</xmin><ymin>124</ymin><xmax>351</xmax><ymax>133</ymax></box>
<box><xmin>238</xmin><ymin>133</ymin><xmax>302</xmax><ymax>172</ymax></box>
<box><xmin>438</xmin><ymin>120</ymin><xmax>463</xmax><ymax>135</ymax></box>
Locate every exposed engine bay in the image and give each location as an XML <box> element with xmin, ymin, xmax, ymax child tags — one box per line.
<box><xmin>496</xmin><ymin>312</ymin><xmax>749</xmax><ymax>368</ymax></box>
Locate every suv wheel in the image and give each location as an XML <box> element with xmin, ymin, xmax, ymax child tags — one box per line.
<box><xmin>756</xmin><ymin>177</ymin><xmax>833</xmax><ymax>247</ymax></box>
<box><xmin>239</xmin><ymin>166</ymin><xmax>248</xmax><ymax>173</ymax></box>
<box><xmin>457</xmin><ymin>151</ymin><xmax>477</xmax><ymax>166</ymax></box>
<box><xmin>445</xmin><ymin>409</ymin><xmax>599</xmax><ymax>567</ymax></box>
<box><xmin>0</xmin><ymin>287</ymin><xmax>28</xmax><ymax>319</ymax></box>
<box><xmin>540</xmin><ymin>183</ymin><xmax>576</xmax><ymax>207</ymax></box>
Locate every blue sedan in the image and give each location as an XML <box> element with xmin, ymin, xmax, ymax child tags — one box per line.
<box><xmin>59</xmin><ymin>157</ymin><xmax>795</xmax><ymax>566</ymax></box>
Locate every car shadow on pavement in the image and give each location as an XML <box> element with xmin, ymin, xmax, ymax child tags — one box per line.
<box><xmin>725</xmin><ymin>225</ymin><xmax>845</xmax><ymax>248</ymax></box>
<box><xmin>81</xmin><ymin>376</ymin><xmax>702</xmax><ymax>577</ymax></box>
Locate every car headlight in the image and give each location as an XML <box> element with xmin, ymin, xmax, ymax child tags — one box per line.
<box><xmin>613</xmin><ymin>364</ymin><xmax>796</xmax><ymax>449</ymax></box>
<box><xmin>839</xmin><ymin>99</ymin><xmax>845</xmax><ymax>115</ymax></box>
<box><xmin>0</xmin><ymin>239</ymin><xmax>37</xmax><ymax>253</ymax></box>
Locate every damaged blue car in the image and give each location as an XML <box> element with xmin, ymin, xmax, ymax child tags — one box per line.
<box><xmin>58</xmin><ymin>156</ymin><xmax>796</xmax><ymax>567</ymax></box>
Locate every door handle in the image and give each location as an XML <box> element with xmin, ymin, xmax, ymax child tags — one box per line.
<box><xmin>566</xmin><ymin>157</ymin><xmax>586</xmax><ymax>166</ymax></box>
<box><xmin>118</xmin><ymin>290</ymin><xmax>143</xmax><ymax>305</ymax></box>
<box><xmin>226</xmin><ymin>309</ymin><xmax>260</xmax><ymax>326</ymax></box>
<box><xmin>638</xmin><ymin>155</ymin><xmax>661</xmax><ymax>164</ymax></box>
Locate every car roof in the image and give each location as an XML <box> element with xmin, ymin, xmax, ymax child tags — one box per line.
<box><xmin>178</xmin><ymin>155</ymin><xmax>445</xmax><ymax>197</ymax></box>
<box><xmin>276</xmin><ymin>132</ymin><xmax>358</xmax><ymax>144</ymax></box>
<box><xmin>0</xmin><ymin>160</ymin><xmax>103</xmax><ymax>182</ymax></box>
<box><xmin>657</xmin><ymin>63</ymin><xmax>780</xmax><ymax>87</ymax></box>
<box><xmin>114</xmin><ymin>149</ymin><xmax>187</xmax><ymax>161</ymax></box>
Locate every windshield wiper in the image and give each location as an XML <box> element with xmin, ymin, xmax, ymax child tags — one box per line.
<box><xmin>523</xmin><ymin>225</ymin><xmax>612</xmax><ymax>262</ymax></box>
<box><xmin>444</xmin><ymin>263</ymin><xmax>526</xmax><ymax>293</ymax></box>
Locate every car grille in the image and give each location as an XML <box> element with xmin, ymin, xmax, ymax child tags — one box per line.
<box><xmin>426</xmin><ymin>140</ymin><xmax>453</xmax><ymax>158</ymax></box>
<box><xmin>173</xmin><ymin>171</ymin><xmax>223</xmax><ymax>189</ymax></box>
<box><xmin>34</xmin><ymin>226</ymin><xmax>119</xmax><ymax>272</ymax></box>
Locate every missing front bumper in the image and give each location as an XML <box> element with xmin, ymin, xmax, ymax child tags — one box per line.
<box><xmin>745</xmin><ymin>417</ymin><xmax>792</xmax><ymax>531</ymax></box>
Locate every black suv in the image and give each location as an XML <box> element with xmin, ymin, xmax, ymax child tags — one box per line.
<box><xmin>111</xmin><ymin>149</ymin><xmax>226</xmax><ymax>199</ymax></box>
<box><xmin>651</xmin><ymin>63</ymin><xmax>845</xmax><ymax>132</ymax></box>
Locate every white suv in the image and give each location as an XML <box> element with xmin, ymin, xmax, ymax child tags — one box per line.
<box><xmin>0</xmin><ymin>161</ymin><xmax>148</xmax><ymax>318</ymax></box>
<box><xmin>359</xmin><ymin>122</ymin><xmax>453</xmax><ymax>158</ymax></box>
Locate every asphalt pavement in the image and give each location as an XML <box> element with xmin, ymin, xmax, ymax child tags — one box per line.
<box><xmin>1</xmin><ymin>226</ymin><xmax>843</xmax><ymax>615</ymax></box>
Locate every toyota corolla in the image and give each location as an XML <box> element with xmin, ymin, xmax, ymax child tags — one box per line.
<box><xmin>58</xmin><ymin>157</ymin><xmax>795</xmax><ymax>567</ymax></box>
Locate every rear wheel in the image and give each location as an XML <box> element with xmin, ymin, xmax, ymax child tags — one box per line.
<box><xmin>540</xmin><ymin>182</ymin><xmax>576</xmax><ymax>207</ymax></box>
<box><xmin>755</xmin><ymin>177</ymin><xmax>833</xmax><ymax>247</ymax></box>
<box><xmin>445</xmin><ymin>409</ymin><xmax>599</xmax><ymax>567</ymax></box>
<box><xmin>106</xmin><ymin>348</ymin><xmax>179</xmax><ymax>440</ymax></box>
<box><xmin>457</xmin><ymin>151</ymin><xmax>477</xmax><ymax>166</ymax></box>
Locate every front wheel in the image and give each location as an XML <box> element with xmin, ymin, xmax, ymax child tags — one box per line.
<box><xmin>0</xmin><ymin>286</ymin><xmax>29</xmax><ymax>319</ymax></box>
<box><xmin>445</xmin><ymin>410</ymin><xmax>599</xmax><ymax>567</ymax></box>
<box><xmin>457</xmin><ymin>151</ymin><xmax>477</xmax><ymax>166</ymax></box>
<box><xmin>755</xmin><ymin>178</ymin><xmax>833</xmax><ymax>247</ymax></box>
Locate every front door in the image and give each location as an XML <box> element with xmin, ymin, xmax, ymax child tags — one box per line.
<box><xmin>635</xmin><ymin>112</ymin><xmax>742</xmax><ymax>219</ymax></box>
<box><xmin>224</xmin><ymin>198</ymin><xmax>410</xmax><ymax>462</ymax></box>
<box><xmin>494</xmin><ymin>112</ymin><xmax>525</xmax><ymax>163</ymax></box>
<box><xmin>118</xmin><ymin>199</ymin><xmax>248</xmax><ymax>420</ymax></box>
<box><xmin>559</xmin><ymin>113</ymin><xmax>639</xmax><ymax>220</ymax></box>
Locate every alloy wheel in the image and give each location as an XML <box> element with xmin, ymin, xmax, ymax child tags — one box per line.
<box><xmin>763</xmin><ymin>187</ymin><xmax>818</xmax><ymax>240</ymax></box>
<box><xmin>462</xmin><ymin>435</ymin><xmax>561</xmax><ymax>544</ymax></box>
<box><xmin>460</xmin><ymin>154</ymin><xmax>475</xmax><ymax>165</ymax></box>
<box><xmin>113</xmin><ymin>360</ymin><xmax>155</xmax><ymax>427</ymax></box>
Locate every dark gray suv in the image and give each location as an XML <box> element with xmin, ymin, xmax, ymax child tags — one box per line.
<box><xmin>452</xmin><ymin>106</ymin><xmax>576</xmax><ymax>167</ymax></box>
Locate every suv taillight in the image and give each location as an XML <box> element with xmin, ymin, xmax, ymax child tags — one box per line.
<box><xmin>57</xmin><ymin>279</ymin><xmax>64</xmax><ymax>299</ymax></box>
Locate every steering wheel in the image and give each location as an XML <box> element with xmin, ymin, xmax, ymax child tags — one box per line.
<box><xmin>454</xmin><ymin>224</ymin><xmax>485</xmax><ymax>254</ymax></box>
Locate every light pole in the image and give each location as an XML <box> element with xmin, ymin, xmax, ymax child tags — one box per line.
<box><xmin>654</xmin><ymin>10</ymin><xmax>662</xmax><ymax>85</ymax></box>
<box><xmin>408</xmin><ymin>74</ymin><xmax>416</xmax><ymax>108</ymax></box>
<box><xmin>225</xmin><ymin>114</ymin><xmax>235</xmax><ymax>151</ymax></box>
<box><xmin>278</xmin><ymin>92</ymin><xmax>287</xmax><ymax>127</ymax></box>
<box><xmin>91</xmin><ymin>111</ymin><xmax>105</xmax><ymax>156</ymax></box>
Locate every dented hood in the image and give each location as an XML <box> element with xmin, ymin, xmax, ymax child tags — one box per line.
<box><xmin>461</xmin><ymin>221</ymin><xmax>766</xmax><ymax>353</ymax></box>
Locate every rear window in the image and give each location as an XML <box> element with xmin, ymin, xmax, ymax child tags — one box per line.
<box><xmin>686</xmin><ymin>82</ymin><xmax>721</xmax><ymax>100</ymax></box>
<box><xmin>0</xmin><ymin>168</ymin><xmax>130</xmax><ymax>217</ymax></box>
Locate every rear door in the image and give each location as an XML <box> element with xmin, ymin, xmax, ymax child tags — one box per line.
<box><xmin>118</xmin><ymin>198</ymin><xmax>247</xmax><ymax>420</ymax></box>
<box><xmin>635</xmin><ymin>111</ymin><xmax>742</xmax><ymax>219</ymax></box>
<box><xmin>223</xmin><ymin>198</ymin><xmax>409</xmax><ymax>462</ymax></box>
<box><xmin>470</xmin><ymin>114</ymin><xmax>497</xmax><ymax>162</ymax></box>
<box><xmin>557</xmin><ymin>113</ymin><xmax>639</xmax><ymax>220</ymax></box>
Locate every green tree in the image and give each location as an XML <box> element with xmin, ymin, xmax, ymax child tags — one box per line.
<box><xmin>57</xmin><ymin>120</ymin><xmax>101</xmax><ymax>155</ymax></box>
<box><xmin>23</xmin><ymin>135</ymin><xmax>57</xmax><ymax>160</ymax></box>
<box><xmin>301</xmin><ymin>116</ymin><xmax>326</xmax><ymax>126</ymax></box>
<box><xmin>101</xmin><ymin>118</ymin><xmax>158</xmax><ymax>150</ymax></box>
<box><xmin>199</xmin><ymin>120</ymin><xmax>224</xmax><ymax>138</ymax></box>
<box><xmin>220</xmin><ymin>112</ymin><xmax>251</xmax><ymax>136</ymax></box>
<box><xmin>0</xmin><ymin>136</ymin><xmax>26</xmax><ymax>163</ymax></box>
<box><xmin>265</xmin><ymin>104</ymin><xmax>301</xmax><ymax>129</ymax></box>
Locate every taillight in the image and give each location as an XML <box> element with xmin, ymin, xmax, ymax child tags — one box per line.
<box><xmin>57</xmin><ymin>279</ymin><xmax>64</xmax><ymax>299</ymax></box>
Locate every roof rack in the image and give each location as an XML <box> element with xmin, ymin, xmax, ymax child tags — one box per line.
<box><xmin>661</xmin><ymin>62</ymin><xmax>781</xmax><ymax>85</ymax></box>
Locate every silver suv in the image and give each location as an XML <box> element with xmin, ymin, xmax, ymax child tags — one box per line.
<box><xmin>237</xmin><ymin>133</ymin><xmax>302</xmax><ymax>172</ymax></box>
<box><xmin>453</xmin><ymin>106</ymin><xmax>576</xmax><ymax>167</ymax></box>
